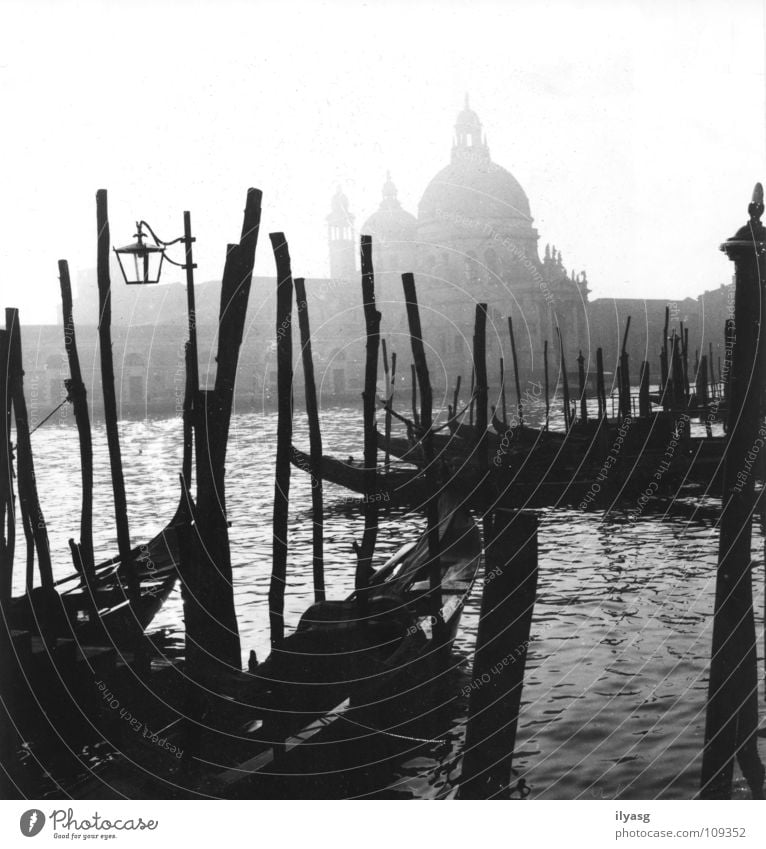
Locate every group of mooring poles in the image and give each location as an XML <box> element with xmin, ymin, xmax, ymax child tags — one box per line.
<box><xmin>2</xmin><ymin>186</ymin><xmax>263</xmax><ymax>707</ymax></box>
<box><xmin>267</xmin><ymin>237</ymin><xmax>538</xmax><ymax>797</ymax></box>
<box><xmin>269</xmin><ymin>233</ymin><xmax>379</xmax><ymax>648</ymax></box>
<box><xmin>269</xmin><ymin>237</ymin><xmax>447</xmax><ymax>644</ymax></box>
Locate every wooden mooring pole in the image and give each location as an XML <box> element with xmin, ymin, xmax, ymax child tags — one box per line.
<box><xmin>95</xmin><ymin>190</ymin><xmax>137</xmax><ymax>604</ymax></box>
<box><xmin>6</xmin><ymin>309</ymin><xmax>54</xmax><ymax>595</ymax></box>
<box><xmin>499</xmin><ymin>357</ymin><xmax>507</xmax><ymax>426</ymax></box>
<box><xmin>700</xmin><ymin>185</ymin><xmax>765</xmax><ymax>800</ymax></box>
<box><xmin>507</xmin><ymin>316</ymin><xmax>523</xmax><ymax>428</ymax></box>
<box><xmin>355</xmin><ymin>235</ymin><xmax>381</xmax><ymax>601</ymax></box>
<box><xmin>544</xmin><ymin>340</ymin><xmax>550</xmax><ymax>429</ymax></box>
<box><xmin>185</xmin><ymin>189</ymin><xmax>261</xmax><ymax>669</ymax></box>
<box><xmin>0</xmin><ymin>324</ymin><xmax>14</xmax><ymax>799</ymax></box>
<box><xmin>181</xmin><ymin>210</ymin><xmax>199</xmax><ymax>490</ymax></box>
<box><xmin>0</xmin><ymin>327</ymin><xmax>14</xmax><ymax>609</ymax></box>
<box><xmin>459</xmin><ymin>509</ymin><xmax>539</xmax><ymax>798</ymax></box>
<box><xmin>270</xmin><ymin>232</ymin><xmax>294</xmax><ymax>648</ymax></box>
<box><xmin>660</xmin><ymin>306</ymin><xmax>670</xmax><ymax>411</ymax></box>
<box><xmin>682</xmin><ymin>323</ymin><xmax>690</xmax><ymax>405</ymax></box>
<box><xmin>295</xmin><ymin>277</ymin><xmax>325</xmax><ymax>603</ymax></box>
<box><xmin>620</xmin><ymin>316</ymin><xmax>631</xmax><ymax>419</ymax></box>
<box><xmin>556</xmin><ymin>327</ymin><xmax>571</xmax><ymax>429</ymax></box>
<box><xmin>709</xmin><ymin>341</ymin><xmax>717</xmax><ymax>401</ymax></box>
<box><xmin>381</xmin><ymin>338</ymin><xmax>392</xmax><ymax>475</ymax></box>
<box><xmin>577</xmin><ymin>350</ymin><xmax>587</xmax><ymax>423</ymax></box>
<box><xmin>474</xmin><ymin>304</ymin><xmax>489</xmax><ymax>465</ymax></box>
<box><xmin>59</xmin><ymin>261</ymin><xmax>95</xmax><ymax>583</ymax></box>
<box><xmin>639</xmin><ymin>360</ymin><xmax>650</xmax><ymax>419</ymax></box>
<box><xmin>596</xmin><ymin>346</ymin><xmax>606</xmax><ymax>421</ymax></box>
<box><xmin>410</xmin><ymin>363</ymin><xmax>419</xmax><ymax>430</ymax></box>
<box><xmin>403</xmin><ymin>272</ymin><xmax>442</xmax><ymax>636</ymax></box>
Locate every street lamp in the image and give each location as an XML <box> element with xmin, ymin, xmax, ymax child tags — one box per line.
<box><xmin>115</xmin><ymin>211</ymin><xmax>200</xmax><ymax>485</ymax></box>
<box><xmin>113</xmin><ymin>222</ymin><xmax>167</xmax><ymax>285</ymax></box>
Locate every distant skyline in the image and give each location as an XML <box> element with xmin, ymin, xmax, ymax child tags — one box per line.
<box><xmin>1</xmin><ymin>0</ymin><xmax>764</xmax><ymax>323</ymax></box>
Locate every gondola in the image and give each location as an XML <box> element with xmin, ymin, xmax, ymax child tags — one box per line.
<box><xmin>290</xmin><ymin>445</ymin><xmax>432</xmax><ymax>506</ymax></box>
<box><xmin>9</xmin><ymin>500</ymin><xmax>184</xmax><ymax>647</ymax></box>
<box><xmin>375</xmin><ymin>428</ymin><xmax>472</xmax><ymax>468</ymax></box>
<box><xmin>65</xmin><ymin>492</ymin><xmax>483</xmax><ymax>798</ymax></box>
<box><xmin>210</xmin><ymin>490</ymin><xmax>483</xmax><ymax>793</ymax></box>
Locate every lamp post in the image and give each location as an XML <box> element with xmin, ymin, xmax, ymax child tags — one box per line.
<box><xmin>115</xmin><ymin>213</ymin><xmax>199</xmax><ymax>482</ymax></box>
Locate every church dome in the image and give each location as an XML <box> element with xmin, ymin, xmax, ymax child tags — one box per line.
<box><xmin>417</xmin><ymin>96</ymin><xmax>533</xmax><ymax>228</ymax></box>
<box><xmin>362</xmin><ymin>172</ymin><xmax>417</xmax><ymax>243</ymax></box>
<box><xmin>418</xmin><ymin>156</ymin><xmax>532</xmax><ymax>224</ymax></box>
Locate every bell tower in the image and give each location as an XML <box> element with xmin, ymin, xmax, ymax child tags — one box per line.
<box><xmin>453</xmin><ymin>93</ymin><xmax>489</xmax><ymax>161</ymax></box>
<box><xmin>327</xmin><ymin>187</ymin><xmax>356</xmax><ymax>279</ymax></box>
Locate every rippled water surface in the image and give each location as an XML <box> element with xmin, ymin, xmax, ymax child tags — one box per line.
<box><xmin>20</xmin><ymin>405</ymin><xmax>765</xmax><ymax>799</ymax></box>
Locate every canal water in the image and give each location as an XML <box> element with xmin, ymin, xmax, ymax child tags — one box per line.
<box><xmin>20</xmin><ymin>403</ymin><xmax>765</xmax><ymax>799</ymax></box>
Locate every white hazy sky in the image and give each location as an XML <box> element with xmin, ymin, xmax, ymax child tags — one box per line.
<box><xmin>1</xmin><ymin>0</ymin><xmax>764</xmax><ymax>323</ymax></box>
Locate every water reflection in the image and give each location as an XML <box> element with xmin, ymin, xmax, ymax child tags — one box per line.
<box><xmin>23</xmin><ymin>408</ymin><xmax>764</xmax><ymax>799</ymax></box>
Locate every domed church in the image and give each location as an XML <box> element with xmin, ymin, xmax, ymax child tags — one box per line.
<box><xmin>329</xmin><ymin>97</ymin><xmax>590</xmax><ymax>391</ymax></box>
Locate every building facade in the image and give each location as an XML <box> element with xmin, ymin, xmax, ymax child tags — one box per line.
<box><xmin>15</xmin><ymin>100</ymin><xmax>736</xmax><ymax>421</ymax></box>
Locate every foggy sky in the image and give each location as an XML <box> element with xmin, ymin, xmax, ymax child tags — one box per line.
<box><xmin>1</xmin><ymin>0</ymin><xmax>764</xmax><ymax>324</ymax></box>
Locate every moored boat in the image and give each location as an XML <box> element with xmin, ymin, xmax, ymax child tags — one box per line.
<box><xmin>9</xmin><ymin>501</ymin><xmax>184</xmax><ymax>647</ymax></box>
